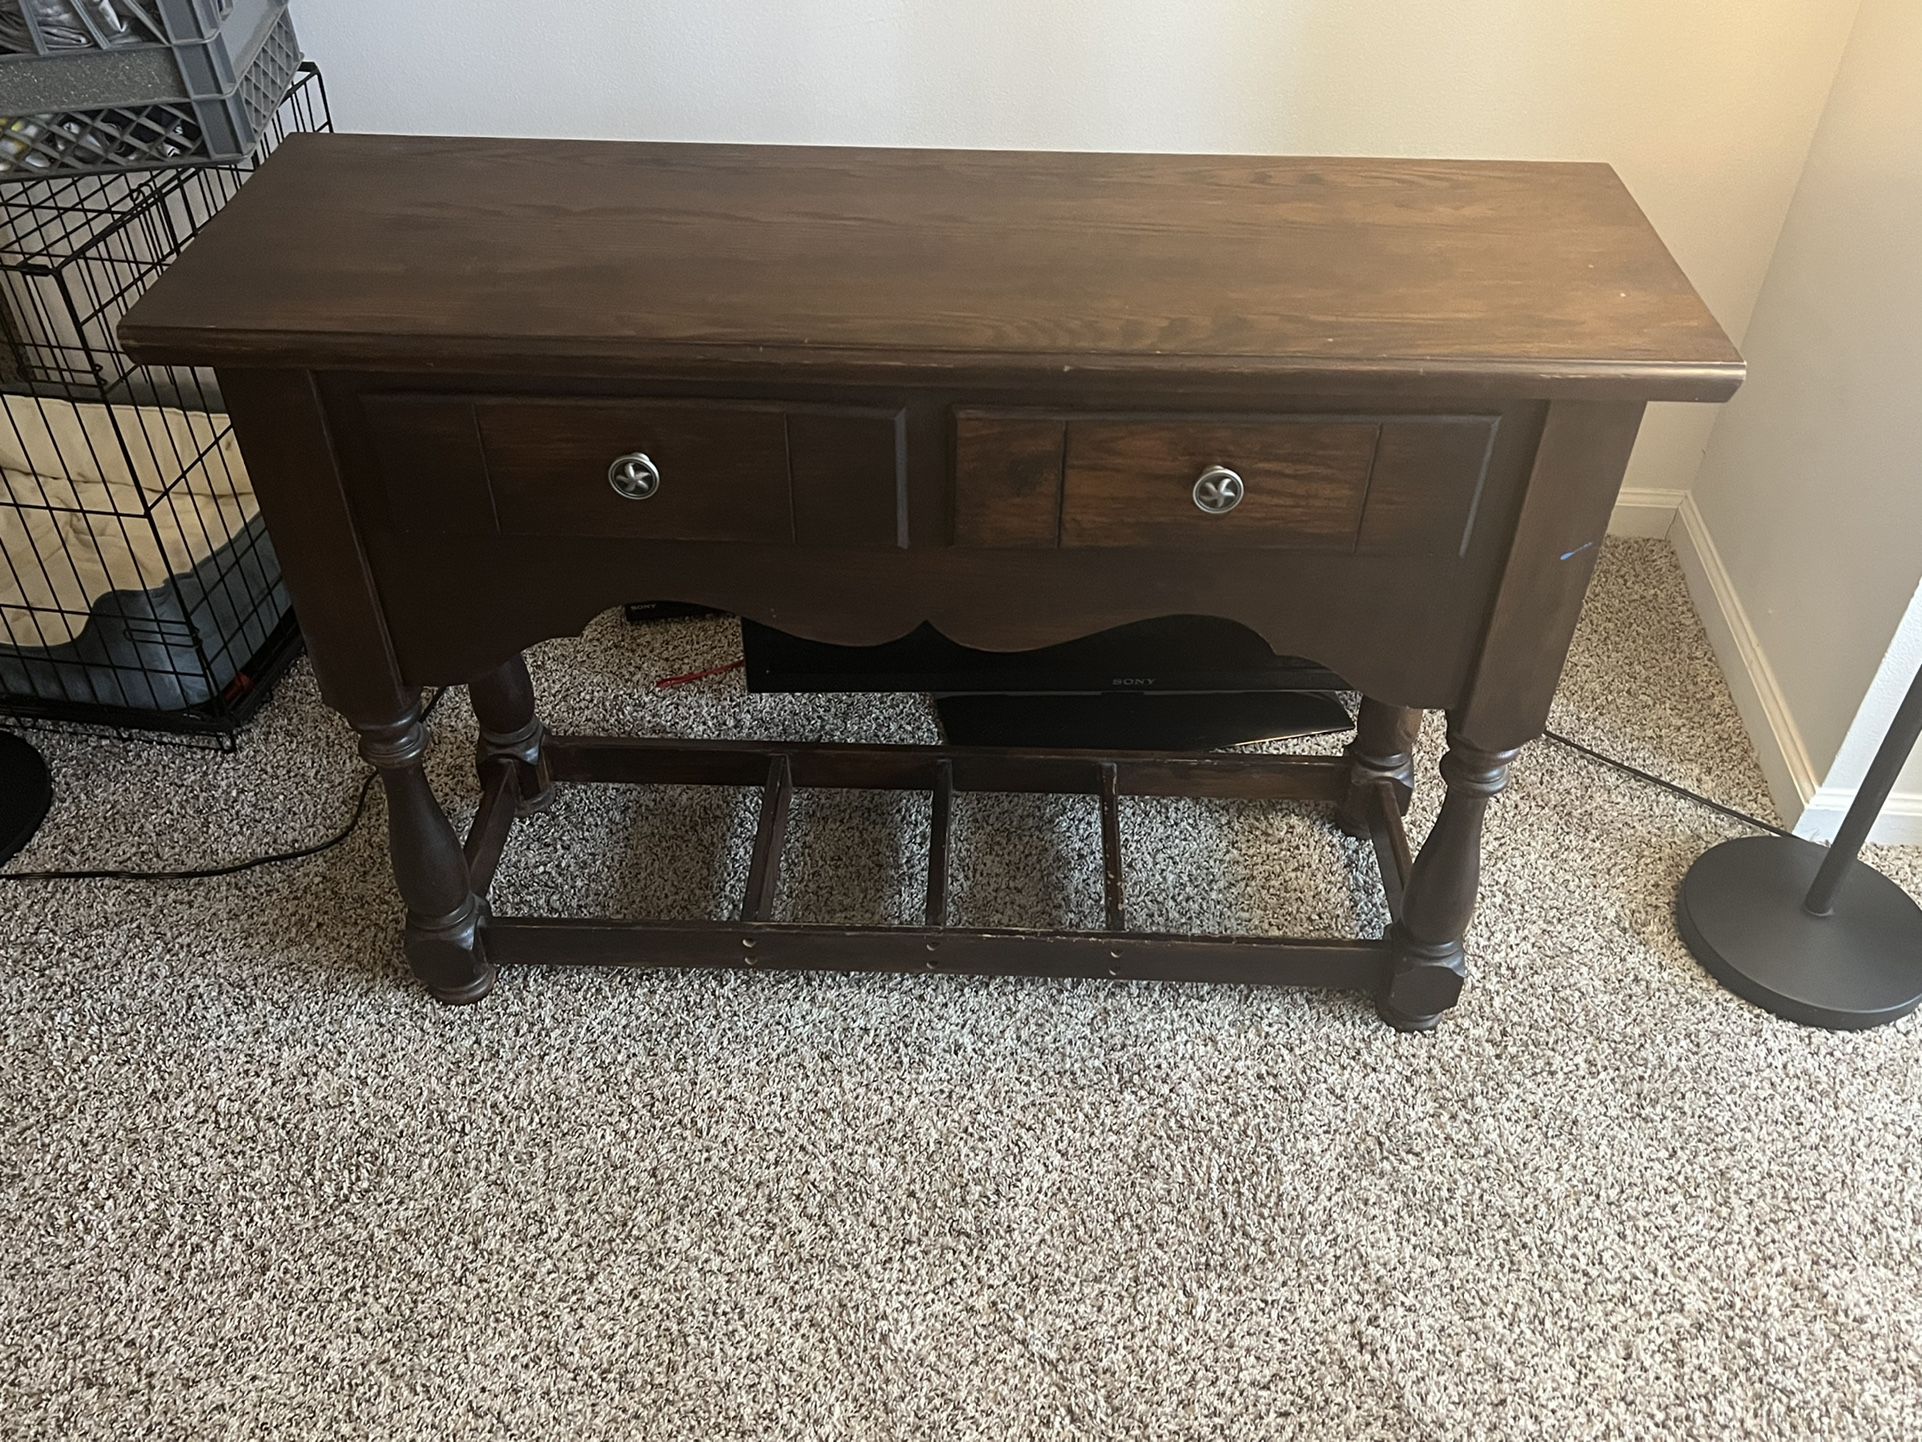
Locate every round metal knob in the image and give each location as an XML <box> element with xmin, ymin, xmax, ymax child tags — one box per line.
<box><xmin>1193</xmin><ymin>465</ymin><xmax>1245</xmax><ymax>515</ymax></box>
<box><xmin>608</xmin><ymin>452</ymin><xmax>661</xmax><ymax>500</ymax></box>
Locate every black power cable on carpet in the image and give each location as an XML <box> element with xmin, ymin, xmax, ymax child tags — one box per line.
<box><xmin>1540</xmin><ymin>726</ymin><xmax>1794</xmax><ymax>840</ymax></box>
<box><xmin>0</xmin><ymin>688</ymin><xmax>445</xmax><ymax>886</ymax></box>
<box><xmin>0</xmin><ymin>702</ymin><xmax>1791</xmax><ymax>884</ymax></box>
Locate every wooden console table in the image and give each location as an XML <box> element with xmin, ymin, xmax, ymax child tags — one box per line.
<box><xmin>120</xmin><ymin>135</ymin><xmax>1741</xmax><ymax>1029</ymax></box>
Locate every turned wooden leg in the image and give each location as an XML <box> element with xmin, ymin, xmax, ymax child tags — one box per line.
<box><xmin>1337</xmin><ymin>698</ymin><xmax>1421</xmax><ymax>837</ymax></box>
<box><xmin>469</xmin><ymin>654</ymin><xmax>554</xmax><ymax>815</ymax></box>
<box><xmin>359</xmin><ymin>702</ymin><xmax>496</xmax><ymax>1005</ymax></box>
<box><xmin>1378</xmin><ymin>727</ymin><xmax>1520</xmax><ymax>1031</ymax></box>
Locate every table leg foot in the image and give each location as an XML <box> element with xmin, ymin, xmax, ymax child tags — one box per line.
<box><xmin>407</xmin><ymin>897</ymin><xmax>495</xmax><ymax>1003</ymax></box>
<box><xmin>426</xmin><ymin>961</ymin><xmax>498</xmax><ymax>1006</ymax></box>
<box><xmin>1378</xmin><ymin>931</ymin><xmax>1466</xmax><ymax>1030</ymax></box>
<box><xmin>1375</xmin><ymin>999</ymin><xmax>1442</xmax><ymax>1032</ymax></box>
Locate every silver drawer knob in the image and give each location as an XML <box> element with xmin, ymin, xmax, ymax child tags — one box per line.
<box><xmin>1193</xmin><ymin>465</ymin><xmax>1245</xmax><ymax>515</ymax></box>
<box><xmin>608</xmin><ymin>452</ymin><xmax>661</xmax><ymax>500</ymax></box>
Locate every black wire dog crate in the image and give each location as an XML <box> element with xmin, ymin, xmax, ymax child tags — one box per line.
<box><xmin>0</xmin><ymin>61</ymin><xmax>326</xmax><ymax>746</ymax></box>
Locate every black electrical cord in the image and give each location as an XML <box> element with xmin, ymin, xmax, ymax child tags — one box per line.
<box><xmin>1542</xmin><ymin>725</ymin><xmax>1795</xmax><ymax>839</ymax></box>
<box><xmin>0</xmin><ymin>694</ymin><xmax>1789</xmax><ymax>883</ymax></box>
<box><xmin>0</xmin><ymin>771</ymin><xmax>380</xmax><ymax>884</ymax></box>
<box><xmin>0</xmin><ymin>688</ymin><xmax>446</xmax><ymax>885</ymax></box>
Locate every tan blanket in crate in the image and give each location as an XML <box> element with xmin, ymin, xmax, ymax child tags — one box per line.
<box><xmin>0</xmin><ymin>394</ymin><xmax>257</xmax><ymax>647</ymax></box>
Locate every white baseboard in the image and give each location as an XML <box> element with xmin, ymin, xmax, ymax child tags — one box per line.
<box><xmin>1609</xmin><ymin>487</ymin><xmax>1686</xmax><ymax>538</ymax></box>
<box><xmin>1799</xmin><ymin>788</ymin><xmax>1922</xmax><ymax>845</ymax></box>
<box><xmin>1670</xmin><ymin>494</ymin><xmax>1922</xmax><ymax>844</ymax></box>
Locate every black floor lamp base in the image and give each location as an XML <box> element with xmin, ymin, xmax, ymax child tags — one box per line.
<box><xmin>1678</xmin><ymin>833</ymin><xmax>1922</xmax><ymax>1030</ymax></box>
<box><xmin>1</xmin><ymin>731</ymin><xmax>52</xmax><ymax>867</ymax></box>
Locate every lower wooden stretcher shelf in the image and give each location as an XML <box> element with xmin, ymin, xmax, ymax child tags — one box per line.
<box><xmin>461</xmin><ymin>734</ymin><xmax>1414</xmax><ymax>994</ymax></box>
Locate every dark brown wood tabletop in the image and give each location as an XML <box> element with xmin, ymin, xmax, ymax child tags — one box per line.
<box><xmin>121</xmin><ymin>133</ymin><xmax>1739</xmax><ymax>399</ymax></box>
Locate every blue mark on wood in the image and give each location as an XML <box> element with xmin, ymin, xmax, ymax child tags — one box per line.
<box><xmin>1559</xmin><ymin>540</ymin><xmax>1597</xmax><ymax>562</ymax></box>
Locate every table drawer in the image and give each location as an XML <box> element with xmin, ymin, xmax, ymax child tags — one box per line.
<box><xmin>362</xmin><ymin>393</ymin><xmax>909</xmax><ymax>547</ymax></box>
<box><xmin>952</xmin><ymin>409</ymin><xmax>1497</xmax><ymax>556</ymax></box>
<box><xmin>1063</xmin><ymin>418</ymin><xmax>1376</xmax><ymax>549</ymax></box>
<box><xmin>479</xmin><ymin>398</ymin><xmax>792</xmax><ymax>543</ymax></box>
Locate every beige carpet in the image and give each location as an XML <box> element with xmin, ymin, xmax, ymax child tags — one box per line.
<box><xmin>4</xmin><ymin>537</ymin><xmax>1922</xmax><ymax>1440</ymax></box>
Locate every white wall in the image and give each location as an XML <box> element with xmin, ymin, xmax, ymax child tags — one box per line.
<box><xmin>297</xmin><ymin>0</ymin><xmax>1860</xmax><ymax>504</ymax></box>
<box><xmin>1682</xmin><ymin>0</ymin><xmax>1922</xmax><ymax>840</ymax></box>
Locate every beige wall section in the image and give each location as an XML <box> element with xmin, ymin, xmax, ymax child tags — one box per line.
<box><xmin>1684</xmin><ymin>0</ymin><xmax>1922</xmax><ymax>839</ymax></box>
<box><xmin>299</xmin><ymin>0</ymin><xmax>1858</xmax><ymax>500</ymax></box>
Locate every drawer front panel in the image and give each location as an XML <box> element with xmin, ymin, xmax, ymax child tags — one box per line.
<box><xmin>949</xmin><ymin>408</ymin><xmax>1498</xmax><ymax>555</ymax></box>
<box><xmin>1061</xmin><ymin>419</ymin><xmax>1378</xmax><ymax>549</ymax></box>
<box><xmin>953</xmin><ymin>413</ymin><xmax>1065</xmax><ymax>548</ymax></box>
<box><xmin>478</xmin><ymin>398</ymin><xmax>793</xmax><ymax>542</ymax></box>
